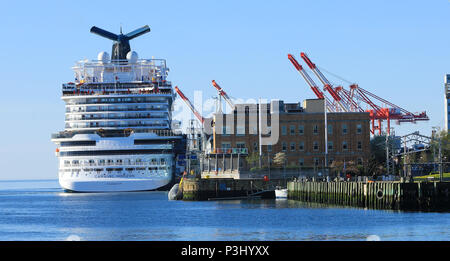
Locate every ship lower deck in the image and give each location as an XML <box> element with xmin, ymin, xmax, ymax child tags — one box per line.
<box><xmin>60</xmin><ymin>177</ymin><xmax>172</xmax><ymax>192</ymax></box>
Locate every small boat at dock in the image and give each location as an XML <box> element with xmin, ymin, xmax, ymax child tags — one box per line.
<box><xmin>275</xmin><ymin>186</ymin><xmax>287</xmax><ymax>199</ymax></box>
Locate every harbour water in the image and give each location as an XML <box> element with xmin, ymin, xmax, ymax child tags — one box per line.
<box><xmin>0</xmin><ymin>179</ymin><xmax>449</xmax><ymax>241</ymax></box>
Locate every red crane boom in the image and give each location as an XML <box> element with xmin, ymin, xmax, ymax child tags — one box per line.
<box><xmin>287</xmin><ymin>54</ymin><xmax>325</xmax><ymax>100</ymax></box>
<box><xmin>174</xmin><ymin>86</ymin><xmax>204</xmax><ymax>124</ymax></box>
<box><xmin>211</xmin><ymin>80</ymin><xmax>235</xmax><ymax>110</ymax></box>
<box><xmin>287</xmin><ymin>52</ymin><xmax>429</xmax><ymax>135</ymax></box>
<box><xmin>300</xmin><ymin>52</ymin><xmax>349</xmax><ymax>112</ymax></box>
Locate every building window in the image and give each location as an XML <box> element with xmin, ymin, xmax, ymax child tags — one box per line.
<box><xmin>314</xmin><ymin>158</ymin><xmax>319</xmax><ymax>166</ymax></box>
<box><xmin>313</xmin><ymin>125</ymin><xmax>318</xmax><ymax>135</ymax></box>
<box><xmin>282</xmin><ymin>142</ymin><xmax>287</xmax><ymax>151</ymax></box>
<box><xmin>356</xmin><ymin>124</ymin><xmax>362</xmax><ymax>134</ymax></box>
<box><xmin>290</xmin><ymin>142</ymin><xmax>296</xmax><ymax>151</ymax></box>
<box><xmin>221</xmin><ymin>142</ymin><xmax>231</xmax><ymax>149</ymax></box>
<box><xmin>328</xmin><ymin>124</ymin><xmax>333</xmax><ymax>135</ymax></box>
<box><xmin>298</xmin><ymin>158</ymin><xmax>304</xmax><ymax>167</ymax></box>
<box><xmin>253</xmin><ymin>142</ymin><xmax>259</xmax><ymax>152</ymax></box>
<box><xmin>267</xmin><ymin>144</ymin><xmax>272</xmax><ymax>152</ymax></box>
<box><xmin>298</xmin><ymin>125</ymin><xmax>304</xmax><ymax>135</ymax></box>
<box><xmin>357</xmin><ymin>158</ymin><xmax>363</xmax><ymax>165</ymax></box>
<box><xmin>298</xmin><ymin>141</ymin><xmax>304</xmax><ymax>151</ymax></box>
<box><xmin>290</xmin><ymin>125</ymin><xmax>296</xmax><ymax>135</ymax></box>
<box><xmin>328</xmin><ymin>158</ymin><xmax>334</xmax><ymax>166</ymax></box>
<box><xmin>328</xmin><ymin>141</ymin><xmax>333</xmax><ymax>151</ymax></box>
<box><xmin>342</xmin><ymin>124</ymin><xmax>348</xmax><ymax>135</ymax></box>
<box><xmin>357</xmin><ymin>141</ymin><xmax>362</xmax><ymax>150</ymax></box>
<box><xmin>282</xmin><ymin>126</ymin><xmax>287</xmax><ymax>136</ymax></box>
<box><xmin>236</xmin><ymin>142</ymin><xmax>246</xmax><ymax>149</ymax></box>
<box><xmin>313</xmin><ymin>141</ymin><xmax>319</xmax><ymax>151</ymax></box>
<box><xmin>342</xmin><ymin>141</ymin><xmax>348</xmax><ymax>151</ymax></box>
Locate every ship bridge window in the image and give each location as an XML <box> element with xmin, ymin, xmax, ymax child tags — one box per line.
<box><xmin>60</xmin><ymin>140</ymin><xmax>96</xmax><ymax>146</ymax></box>
<box><xmin>134</xmin><ymin>139</ymin><xmax>168</xmax><ymax>145</ymax></box>
<box><xmin>151</xmin><ymin>158</ymin><xmax>158</xmax><ymax>165</ymax></box>
<box><xmin>160</xmin><ymin>158</ymin><xmax>166</xmax><ymax>165</ymax></box>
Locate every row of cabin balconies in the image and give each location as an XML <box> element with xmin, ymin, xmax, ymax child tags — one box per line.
<box><xmin>51</xmin><ymin>128</ymin><xmax>181</xmax><ymax>139</ymax></box>
<box><xmin>65</xmin><ymin>104</ymin><xmax>169</xmax><ymax>113</ymax></box>
<box><xmin>65</xmin><ymin>113</ymin><xmax>167</xmax><ymax>121</ymax></box>
<box><xmin>64</xmin><ymin>96</ymin><xmax>171</xmax><ymax>105</ymax></box>
<box><xmin>65</xmin><ymin>121</ymin><xmax>169</xmax><ymax>129</ymax></box>
<box><xmin>62</xmin><ymin>157</ymin><xmax>168</xmax><ymax>167</ymax></box>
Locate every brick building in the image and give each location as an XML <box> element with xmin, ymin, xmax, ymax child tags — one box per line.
<box><xmin>207</xmin><ymin>99</ymin><xmax>370</xmax><ymax>172</ymax></box>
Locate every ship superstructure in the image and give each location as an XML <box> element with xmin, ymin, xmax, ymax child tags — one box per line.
<box><xmin>51</xmin><ymin>25</ymin><xmax>184</xmax><ymax>192</ymax></box>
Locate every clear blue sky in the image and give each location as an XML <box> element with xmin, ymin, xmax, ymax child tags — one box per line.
<box><xmin>0</xmin><ymin>0</ymin><xmax>448</xmax><ymax>180</ymax></box>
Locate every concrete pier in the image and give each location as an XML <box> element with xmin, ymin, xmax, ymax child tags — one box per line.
<box><xmin>181</xmin><ymin>178</ymin><xmax>279</xmax><ymax>201</ymax></box>
<box><xmin>287</xmin><ymin>181</ymin><xmax>450</xmax><ymax>211</ymax></box>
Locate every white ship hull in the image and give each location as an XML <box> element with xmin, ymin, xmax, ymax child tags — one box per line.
<box><xmin>53</xmin><ymin>132</ymin><xmax>181</xmax><ymax>193</ymax></box>
<box><xmin>59</xmin><ymin>177</ymin><xmax>171</xmax><ymax>192</ymax></box>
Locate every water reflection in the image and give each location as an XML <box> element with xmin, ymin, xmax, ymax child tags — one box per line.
<box><xmin>0</xmin><ymin>180</ymin><xmax>449</xmax><ymax>241</ymax></box>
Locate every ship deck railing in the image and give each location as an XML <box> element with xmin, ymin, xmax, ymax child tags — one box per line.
<box><xmin>62</xmin><ymin>88</ymin><xmax>173</xmax><ymax>97</ymax></box>
<box><xmin>71</xmin><ymin>58</ymin><xmax>169</xmax><ymax>86</ymax></box>
<box><xmin>52</xmin><ymin>128</ymin><xmax>182</xmax><ymax>139</ymax></box>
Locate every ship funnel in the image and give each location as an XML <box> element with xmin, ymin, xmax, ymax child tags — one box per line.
<box><xmin>90</xmin><ymin>25</ymin><xmax>150</xmax><ymax>61</ymax></box>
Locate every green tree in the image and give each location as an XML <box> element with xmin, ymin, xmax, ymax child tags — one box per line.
<box><xmin>367</xmin><ymin>135</ymin><xmax>387</xmax><ymax>176</ymax></box>
<box><xmin>273</xmin><ymin>152</ymin><xmax>287</xmax><ymax>168</ymax></box>
<box><xmin>431</xmin><ymin>130</ymin><xmax>450</xmax><ymax>162</ymax></box>
<box><xmin>246</xmin><ymin>152</ymin><xmax>260</xmax><ymax>168</ymax></box>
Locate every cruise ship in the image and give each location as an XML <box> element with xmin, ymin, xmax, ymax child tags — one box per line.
<box><xmin>51</xmin><ymin>25</ymin><xmax>185</xmax><ymax>192</ymax></box>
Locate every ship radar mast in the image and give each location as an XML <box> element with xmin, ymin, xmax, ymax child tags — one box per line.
<box><xmin>90</xmin><ymin>25</ymin><xmax>151</xmax><ymax>61</ymax></box>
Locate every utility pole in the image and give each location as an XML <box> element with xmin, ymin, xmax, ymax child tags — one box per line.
<box><xmin>386</xmin><ymin>130</ymin><xmax>389</xmax><ymax>176</ymax></box>
<box><xmin>403</xmin><ymin>138</ymin><xmax>407</xmax><ymax>179</ymax></box>
<box><xmin>258</xmin><ymin>98</ymin><xmax>262</xmax><ymax>169</ymax></box>
<box><xmin>432</xmin><ymin>127</ymin><xmax>443</xmax><ymax>182</ymax></box>
<box><xmin>324</xmin><ymin>98</ymin><xmax>328</xmax><ymax>177</ymax></box>
<box><xmin>439</xmin><ymin>137</ymin><xmax>443</xmax><ymax>182</ymax></box>
<box><xmin>432</xmin><ymin>129</ymin><xmax>437</xmax><ymax>172</ymax></box>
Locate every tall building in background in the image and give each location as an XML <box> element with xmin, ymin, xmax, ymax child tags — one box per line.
<box><xmin>445</xmin><ymin>74</ymin><xmax>450</xmax><ymax>132</ymax></box>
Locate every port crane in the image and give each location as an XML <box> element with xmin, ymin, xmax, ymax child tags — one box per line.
<box><xmin>211</xmin><ymin>80</ymin><xmax>235</xmax><ymax>110</ymax></box>
<box><xmin>288</xmin><ymin>52</ymin><xmax>429</xmax><ymax>135</ymax></box>
<box><xmin>174</xmin><ymin>86</ymin><xmax>205</xmax><ymax>124</ymax></box>
<box><xmin>300</xmin><ymin>52</ymin><xmax>350</xmax><ymax>112</ymax></box>
<box><xmin>348</xmin><ymin>83</ymin><xmax>429</xmax><ymax>135</ymax></box>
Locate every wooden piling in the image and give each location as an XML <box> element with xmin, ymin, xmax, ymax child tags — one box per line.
<box><xmin>287</xmin><ymin>180</ymin><xmax>450</xmax><ymax>211</ymax></box>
